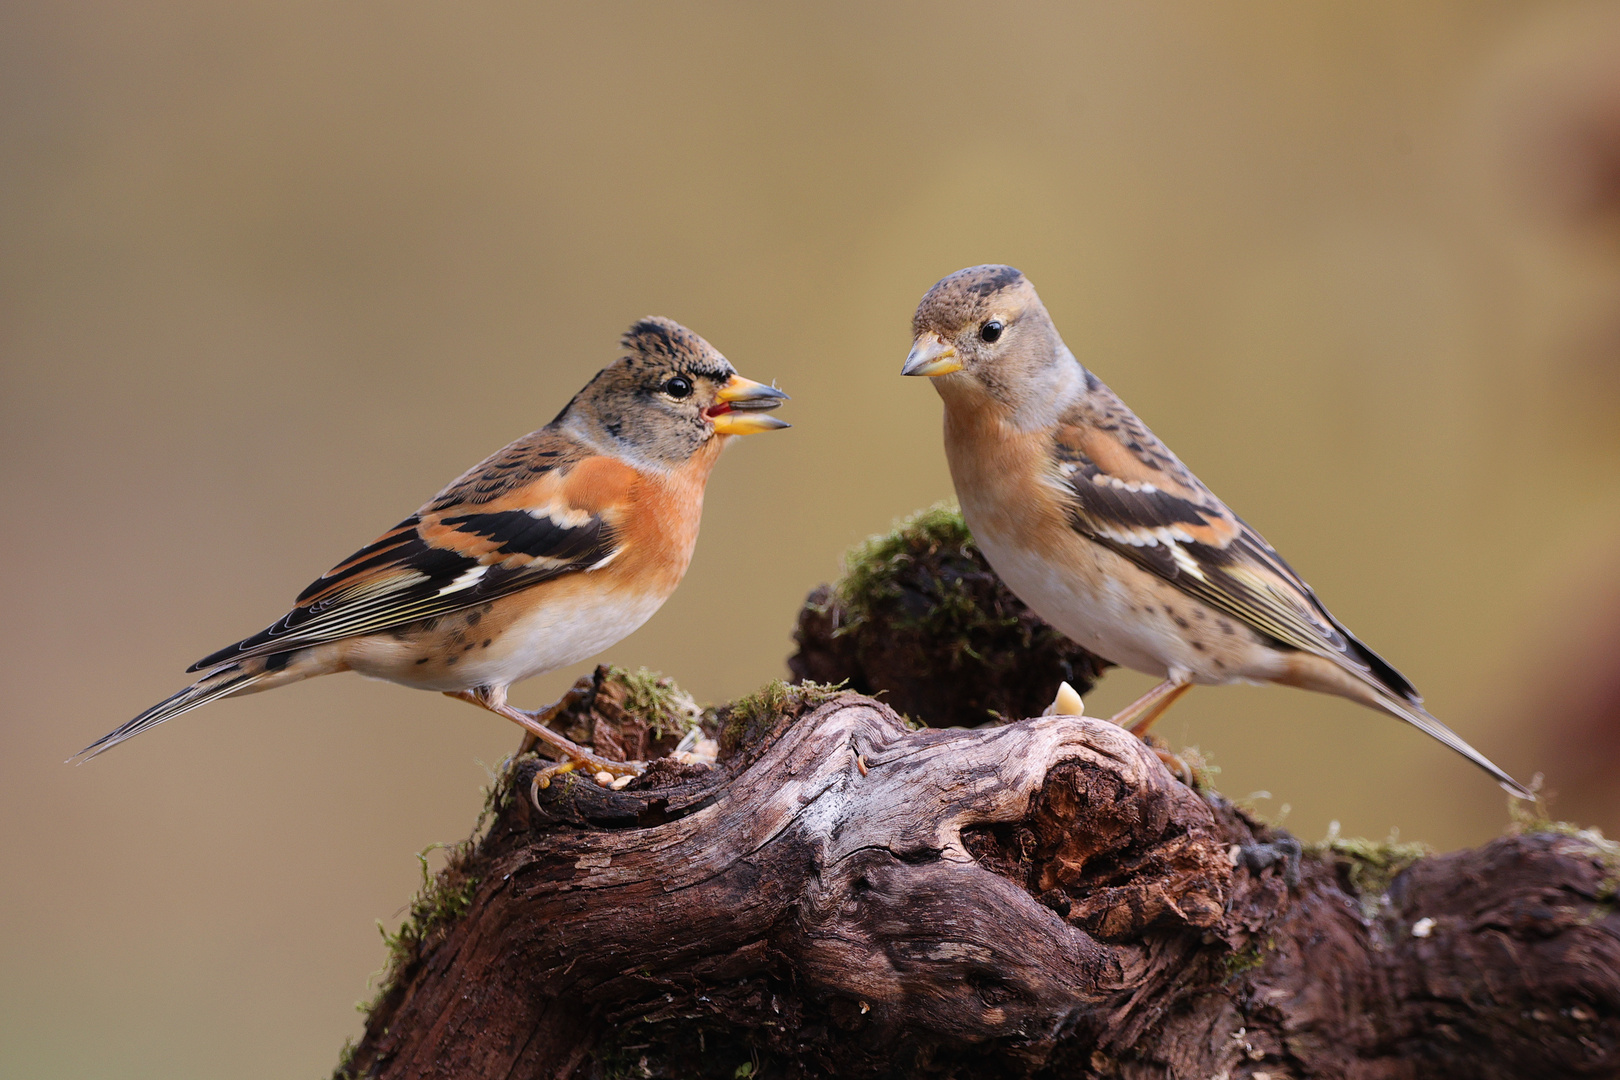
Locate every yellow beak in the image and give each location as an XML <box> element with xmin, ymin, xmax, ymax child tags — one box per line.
<box><xmin>900</xmin><ymin>332</ymin><xmax>962</xmax><ymax>377</ymax></box>
<box><xmin>708</xmin><ymin>374</ymin><xmax>790</xmax><ymax>436</ymax></box>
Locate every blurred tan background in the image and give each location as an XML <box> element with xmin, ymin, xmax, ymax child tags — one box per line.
<box><xmin>5</xmin><ymin>2</ymin><xmax>1620</xmax><ymax>1077</ymax></box>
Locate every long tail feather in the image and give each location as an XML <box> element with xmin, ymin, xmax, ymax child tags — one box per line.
<box><xmin>1374</xmin><ymin>693</ymin><xmax>1533</xmax><ymax>800</ymax></box>
<box><xmin>70</xmin><ymin>664</ymin><xmax>268</xmax><ymax>762</ymax></box>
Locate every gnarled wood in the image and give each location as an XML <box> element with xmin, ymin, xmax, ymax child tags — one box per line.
<box><xmin>340</xmin><ymin>672</ymin><xmax>1620</xmax><ymax>1080</ymax></box>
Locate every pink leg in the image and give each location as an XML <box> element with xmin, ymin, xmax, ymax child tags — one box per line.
<box><xmin>1108</xmin><ymin>679</ymin><xmax>1193</xmax><ymax>736</ymax></box>
<box><xmin>444</xmin><ymin>686</ymin><xmax>644</xmax><ymax>788</ymax></box>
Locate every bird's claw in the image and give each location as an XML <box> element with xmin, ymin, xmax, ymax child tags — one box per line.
<box><xmin>1142</xmin><ymin>737</ymin><xmax>1195</xmax><ymax>786</ymax></box>
<box><xmin>530</xmin><ymin>755</ymin><xmax>645</xmax><ymax>808</ymax></box>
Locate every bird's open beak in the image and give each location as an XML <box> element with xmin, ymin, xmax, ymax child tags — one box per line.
<box><xmin>901</xmin><ymin>332</ymin><xmax>962</xmax><ymax>377</ymax></box>
<box><xmin>706</xmin><ymin>374</ymin><xmax>790</xmax><ymax>435</ymax></box>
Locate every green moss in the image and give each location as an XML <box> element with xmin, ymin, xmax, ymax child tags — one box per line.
<box><xmin>329</xmin><ymin>1037</ymin><xmax>357</xmax><ymax>1080</ymax></box>
<box><xmin>1220</xmin><ymin>936</ymin><xmax>1273</xmax><ymax>982</ymax></box>
<box><xmin>837</xmin><ymin>501</ymin><xmax>979</xmax><ymax>629</ymax></box>
<box><xmin>607</xmin><ymin>665</ymin><xmax>705</xmax><ymax>739</ymax></box>
<box><xmin>1507</xmin><ymin>798</ymin><xmax>1613</xmax><ymax>848</ymax></box>
<box><xmin>340</xmin><ymin>753</ymin><xmax>535</xmax><ymax>1073</ymax></box>
<box><xmin>1308</xmin><ymin>833</ymin><xmax>1430</xmax><ymax>917</ymax></box>
<box><xmin>354</xmin><ymin>758</ymin><xmax>526</xmax><ymax>1018</ymax></box>
<box><xmin>361</xmin><ymin>844</ymin><xmax>479</xmax><ymax>1016</ymax></box>
<box><xmin>720</xmin><ymin>678</ymin><xmax>846</xmax><ymax>754</ymax></box>
<box><xmin>1177</xmin><ymin>745</ymin><xmax>1220</xmax><ymax>793</ymax></box>
<box><xmin>1508</xmin><ymin>804</ymin><xmax>1620</xmax><ymax>899</ymax></box>
<box><xmin>1500</xmin><ymin>788</ymin><xmax>1620</xmax><ymax>896</ymax></box>
<box><xmin>831</xmin><ymin>502</ymin><xmax>1074</xmax><ymax>691</ymax></box>
<box><xmin>1507</xmin><ymin>790</ymin><xmax>1565</xmax><ymax>837</ymax></box>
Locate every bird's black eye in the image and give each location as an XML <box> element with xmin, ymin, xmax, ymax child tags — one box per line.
<box><xmin>662</xmin><ymin>376</ymin><xmax>693</xmax><ymax>399</ymax></box>
<box><xmin>980</xmin><ymin>320</ymin><xmax>1004</xmax><ymax>343</ymax></box>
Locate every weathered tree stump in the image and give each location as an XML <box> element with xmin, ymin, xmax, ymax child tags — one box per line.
<box><xmin>338</xmin><ymin>672</ymin><xmax>1620</xmax><ymax>1080</ymax></box>
<box><xmin>336</xmin><ymin>510</ymin><xmax>1620</xmax><ymax>1079</ymax></box>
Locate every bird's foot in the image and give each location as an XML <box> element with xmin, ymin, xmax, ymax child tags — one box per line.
<box><xmin>1140</xmin><ymin>734</ymin><xmax>1194</xmax><ymax>786</ymax></box>
<box><xmin>530</xmin><ymin>751</ymin><xmax>645</xmax><ymax>805</ymax></box>
<box><xmin>513</xmin><ymin>693</ymin><xmax>645</xmax><ymax>792</ymax></box>
<box><xmin>444</xmin><ymin>684</ymin><xmax>646</xmax><ymax>796</ymax></box>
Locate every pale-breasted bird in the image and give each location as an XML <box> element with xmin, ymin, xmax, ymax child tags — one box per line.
<box><xmin>77</xmin><ymin>317</ymin><xmax>789</xmax><ymax>781</ymax></box>
<box><xmin>902</xmin><ymin>264</ymin><xmax>1530</xmax><ymax>798</ymax></box>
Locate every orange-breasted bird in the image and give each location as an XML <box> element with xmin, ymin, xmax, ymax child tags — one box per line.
<box><xmin>77</xmin><ymin>317</ymin><xmax>789</xmax><ymax>781</ymax></box>
<box><xmin>902</xmin><ymin>264</ymin><xmax>1530</xmax><ymax>798</ymax></box>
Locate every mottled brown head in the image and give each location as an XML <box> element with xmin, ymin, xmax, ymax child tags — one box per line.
<box><xmin>903</xmin><ymin>265</ymin><xmax>1083</xmax><ymax>423</ymax></box>
<box><xmin>558</xmin><ymin>317</ymin><xmax>788</xmax><ymax>468</ymax></box>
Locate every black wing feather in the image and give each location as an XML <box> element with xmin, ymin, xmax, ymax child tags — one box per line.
<box><xmin>1059</xmin><ymin>444</ymin><xmax>1421</xmax><ymax>705</ymax></box>
<box><xmin>189</xmin><ymin>510</ymin><xmax>615</xmax><ymax>672</ymax></box>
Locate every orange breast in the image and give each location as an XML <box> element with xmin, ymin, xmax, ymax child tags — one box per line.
<box><xmin>943</xmin><ymin>403</ymin><xmax>1071</xmax><ymax>544</ymax></box>
<box><xmin>595</xmin><ymin>438</ymin><xmax>724</xmax><ymax>600</ymax></box>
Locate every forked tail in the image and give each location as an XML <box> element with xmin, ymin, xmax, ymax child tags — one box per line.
<box><xmin>70</xmin><ymin>662</ymin><xmax>270</xmax><ymax>762</ymax></box>
<box><xmin>1375</xmin><ymin>692</ymin><xmax>1533</xmax><ymax>800</ymax></box>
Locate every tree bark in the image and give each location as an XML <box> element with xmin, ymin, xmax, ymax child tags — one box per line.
<box><xmin>339</xmin><ymin>669</ymin><xmax>1620</xmax><ymax>1080</ymax></box>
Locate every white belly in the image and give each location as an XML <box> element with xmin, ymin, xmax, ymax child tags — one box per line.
<box><xmin>471</xmin><ymin>588</ymin><xmax>668</xmax><ymax>686</ymax></box>
<box><xmin>971</xmin><ymin>523</ymin><xmax>1176</xmax><ymax>678</ymax></box>
<box><xmin>969</xmin><ymin>518</ymin><xmax>1283</xmax><ymax>687</ymax></box>
<box><xmin>345</xmin><ymin>587</ymin><xmax>669</xmax><ymax>693</ymax></box>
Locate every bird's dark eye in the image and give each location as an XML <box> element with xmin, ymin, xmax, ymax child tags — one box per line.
<box><xmin>662</xmin><ymin>376</ymin><xmax>693</xmax><ymax>399</ymax></box>
<box><xmin>980</xmin><ymin>320</ymin><xmax>1004</xmax><ymax>343</ymax></box>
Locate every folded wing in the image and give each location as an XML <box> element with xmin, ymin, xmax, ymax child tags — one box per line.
<box><xmin>1053</xmin><ymin>386</ymin><xmax>1417</xmax><ymax>703</ymax></box>
<box><xmin>189</xmin><ymin>432</ymin><xmax>626</xmax><ymax>672</ymax></box>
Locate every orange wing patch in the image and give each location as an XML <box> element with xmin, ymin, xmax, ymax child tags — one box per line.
<box><xmin>418</xmin><ymin>455</ymin><xmax>636</xmax><ymax>571</ymax></box>
<box><xmin>1055</xmin><ymin>416</ymin><xmax>1241</xmax><ymax>552</ymax></box>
